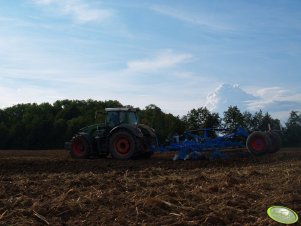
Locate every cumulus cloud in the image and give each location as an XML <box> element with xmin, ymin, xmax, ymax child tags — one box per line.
<box><xmin>32</xmin><ymin>0</ymin><xmax>113</xmax><ymax>23</ymax></box>
<box><xmin>205</xmin><ymin>84</ymin><xmax>301</xmax><ymax>121</ymax></box>
<box><xmin>205</xmin><ymin>84</ymin><xmax>258</xmax><ymax>112</ymax></box>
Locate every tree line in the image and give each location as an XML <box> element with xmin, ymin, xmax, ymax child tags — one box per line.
<box><xmin>0</xmin><ymin>99</ymin><xmax>300</xmax><ymax>149</ymax></box>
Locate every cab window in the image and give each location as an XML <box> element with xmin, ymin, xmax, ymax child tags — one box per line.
<box><xmin>106</xmin><ymin>111</ymin><xmax>119</xmax><ymax>127</ymax></box>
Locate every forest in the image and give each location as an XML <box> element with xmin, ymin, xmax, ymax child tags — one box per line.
<box><xmin>0</xmin><ymin>99</ymin><xmax>300</xmax><ymax>149</ymax></box>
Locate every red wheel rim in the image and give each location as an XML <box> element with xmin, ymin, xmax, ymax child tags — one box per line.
<box><xmin>72</xmin><ymin>138</ymin><xmax>86</xmax><ymax>157</ymax></box>
<box><xmin>251</xmin><ymin>137</ymin><xmax>266</xmax><ymax>152</ymax></box>
<box><xmin>114</xmin><ymin>137</ymin><xmax>131</xmax><ymax>155</ymax></box>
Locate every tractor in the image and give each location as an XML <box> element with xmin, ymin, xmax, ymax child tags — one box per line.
<box><xmin>65</xmin><ymin>108</ymin><xmax>157</xmax><ymax>160</ymax></box>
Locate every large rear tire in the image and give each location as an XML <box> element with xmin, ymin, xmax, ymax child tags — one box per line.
<box><xmin>266</xmin><ymin>131</ymin><xmax>281</xmax><ymax>153</ymax></box>
<box><xmin>109</xmin><ymin>130</ymin><xmax>136</xmax><ymax>160</ymax></box>
<box><xmin>246</xmin><ymin>131</ymin><xmax>269</xmax><ymax>156</ymax></box>
<box><xmin>70</xmin><ymin>134</ymin><xmax>90</xmax><ymax>159</ymax></box>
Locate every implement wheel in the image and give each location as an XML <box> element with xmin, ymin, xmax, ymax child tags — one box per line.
<box><xmin>246</xmin><ymin>131</ymin><xmax>269</xmax><ymax>156</ymax></box>
<box><xmin>70</xmin><ymin>134</ymin><xmax>90</xmax><ymax>159</ymax></box>
<box><xmin>109</xmin><ymin>130</ymin><xmax>136</xmax><ymax>160</ymax></box>
<box><xmin>266</xmin><ymin>131</ymin><xmax>281</xmax><ymax>153</ymax></box>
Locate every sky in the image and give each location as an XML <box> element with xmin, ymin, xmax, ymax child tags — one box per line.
<box><xmin>0</xmin><ymin>0</ymin><xmax>301</xmax><ymax>122</ymax></box>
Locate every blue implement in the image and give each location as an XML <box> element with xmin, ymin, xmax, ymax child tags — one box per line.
<box><xmin>151</xmin><ymin>127</ymin><xmax>249</xmax><ymax>160</ymax></box>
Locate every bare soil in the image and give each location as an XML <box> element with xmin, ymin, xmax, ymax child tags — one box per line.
<box><xmin>0</xmin><ymin>148</ymin><xmax>300</xmax><ymax>226</ymax></box>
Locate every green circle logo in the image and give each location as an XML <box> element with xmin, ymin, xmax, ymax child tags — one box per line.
<box><xmin>267</xmin><ymin>206</ymin><xmax>298</xmax><ymax>224</ymax></box>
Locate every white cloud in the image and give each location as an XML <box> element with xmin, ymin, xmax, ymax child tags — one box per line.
<box><xmin>255</xmin><ymin>87</ymin><xmax>288</xmax><ymax>100</ymax></box>
<box><xmin>205</xmin><ymin>84</ymin><xmax>258</xmax><ymax>112</ymax></box>
<box><xmin>126</xmin><ymin>49</ymin><xmax>192</xmax><ymax>72</ymax></box>
<box><xmin>205</xmin><ymin>84</ymin><xmax>301</xmax><ymax>122</ymax></box>
<box><xmin>33</xmin><ymin>0</ymin><xmax>56</xmax><ymax>4</ymax></box>
<box><xmin>33</xmin><ymin>0</ymin><xmax>113</xmax><ymax>23</ymax></box>
<box><xmin>63</xmin><ymin>3</ymin><xmax>112</xmax><ymax>23</ymax></box>
<box><xmin>151</xmin><ymin>5</ymin><xmax>234</xmax><ymax>32</ymax></box>
<box><xmin>247</xmin><ymin>87</ymin><xmax>301</xmax><ymax>113</ymax></box>
<box><xmin>255</xmin><ymin>87</ymin><xmax>301</xmax><ymax>102</ymax></box>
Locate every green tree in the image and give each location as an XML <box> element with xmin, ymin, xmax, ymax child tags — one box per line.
<box><xmin>242</xmin><ymin>111</ymin><xmax>253</xmax><ymax>132</ymax></box>
<box><xmin>182</xmin><ymin>107</ymin><xmax>220</xmax><ymax>137</ymax></box>
<box><xmin>245</xmin><ymin>110</ymin><xmax>280</xmax><ymax>132</ymax></box>
<box><xmin>223</xmin><ymin>106</ymin><xmax>244</xmax><ymax>131</ymax></box>
<box><xmin>259</xmin><ymin>112</ymin><xmax>280</xmax><ymax>131</ymax></box>
<box><xmin>139</xmin><ymin>104</ymin><xmax>185</xmax><ymax>142</ymax></box>
<box><xmin>284</xmin><ymin>111</ymin><xmax>301</xmax><ymax>147</ymax></box>
<box><xmin>250</xmin><ymin>110</ymin><xmax>264</xmax><ymax>131</ymax></box>
<box><xmin>0</xmin><ymin>122</ymin><xmax>9</xmax><ymax>149</ymax></box>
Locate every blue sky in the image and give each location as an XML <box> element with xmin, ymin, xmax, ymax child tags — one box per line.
<box><xmin>0</xmin><ymin>0</ymin><xmax>301</xmax><ymax>121</ymax></box>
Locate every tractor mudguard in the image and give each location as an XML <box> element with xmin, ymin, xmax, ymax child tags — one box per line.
<box><xmin>138</xmin><ymin>124</ymin><xmax>156</xmax><ymax>137</ymax></box>
<box><xmin>78</xmin><ymin>132</ymin><xmax>93</xmax><ymax>142</ymax></box>
<box><xmin>137</xmin><ymin>124</ymin><xmax>158</xmax><ymax>154</ymax></box>
<box><xmin>109</xmin><ymin>124</ymin><xmax>144</xmax><ymax>138</ymax></box>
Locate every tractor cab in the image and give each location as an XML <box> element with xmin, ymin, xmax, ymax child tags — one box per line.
<box><xmin>105</xmin><ymin>108</ymin><xmax>138</xmax><ymax>128</ymax></box>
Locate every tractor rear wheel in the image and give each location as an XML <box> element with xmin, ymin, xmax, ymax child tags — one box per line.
<box><xmin>266</xmin><ymin>131</ymin><xmax>281</xmax><ymax>153</ymax></box>
<box><xmin>246</xmin><ymin>131</ymin><xmax>269</xmax><ymax>156</ymax></box>
<box><xmin>109</xmin><ymin>130</ymin><xmax>136</xmax><ymax>160</ymax></box>
<box><xmin>70</xmin><ymin>134</ymin><xmax>90</xmax><ymax>159</ymax></box>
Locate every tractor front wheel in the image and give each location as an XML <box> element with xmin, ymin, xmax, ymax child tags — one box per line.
<box><xmin>246</xmin><ymin>131</ymin><xmax>269</xmax><ymax>156</ymax></box>
<box><xmin>70</xmin><ymin>134</ymin><xmax>90</xmax><ymax>159</ymax></box>
<box><xmin>109</xmin><ymin>130</ymin><xmax>136</xmax><ymax>160</ymax></box>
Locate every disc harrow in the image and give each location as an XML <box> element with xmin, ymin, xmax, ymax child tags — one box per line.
<box><xmin>151</xmin><ymin>127</ymin><xmax>281</xmax><ymax>160</ymax></box>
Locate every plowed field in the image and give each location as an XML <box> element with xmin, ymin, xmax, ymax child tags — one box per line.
<box><xmin>0</xmin><ymin>149</ymin><xmax>300</xmax><ymax>226</ymax></box>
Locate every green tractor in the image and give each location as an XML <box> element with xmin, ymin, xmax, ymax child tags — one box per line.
<box><xmin>65</xmin><ymin>108</ymin><xmax>157</xmax><ymax>160</ymax></box>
